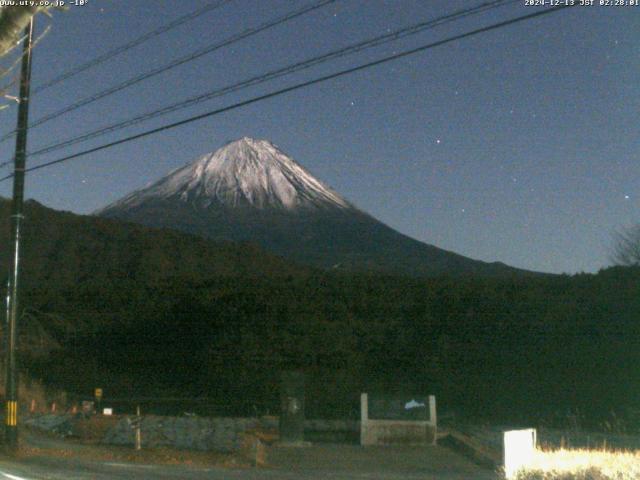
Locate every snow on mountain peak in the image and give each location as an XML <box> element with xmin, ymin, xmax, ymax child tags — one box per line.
<box><xmin>103</xmin><ymin>137</ymin><xmax>351</xmax><ymax>212</ymax></box>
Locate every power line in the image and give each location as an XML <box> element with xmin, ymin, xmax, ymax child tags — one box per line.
<box><xmin>0</xmin><ymin>5</ymin><xmax>574</xmax><ymax>183</ymax></box>
<box><xmin>0</xmin><ymin>24</ymin><xmax>51</xmax><ymax>112</ymax></box>
<box><xmin>32</xmin><ymin>0</ymin><xmax>233</xmax><ymax>94</ymax></box>
<box><xmin>0</xmin><ymin>0</ymin><xmax>234</xmax><ymax>145</ymax></box>
<box><xmin>0</xmin><ymin>24</ymin><xmax>51</xmax><ymax>85</ymax></box>
<box><xmin>0</xmin><ymin>1</ymin><xmax>339</xmax><ymax>170</ymax></box>
<box><xmin>27</xmin><ymin>0</ymin><xmax>516</xmax><ymax>160</ymax></box>
<box><xmin>9</xmin><ymin>0</ymin><xmax>337</xmax><ymax>141</ymax></box>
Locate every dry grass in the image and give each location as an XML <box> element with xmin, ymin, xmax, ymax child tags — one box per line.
<box><xmin>514</xmin><ymin>448</ymin><xmax>640</xmax><ymax>480</ymax></box>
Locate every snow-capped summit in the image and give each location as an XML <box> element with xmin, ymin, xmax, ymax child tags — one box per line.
<box><xmin>101</xmin><ymin>137</ymin><xmax>350</xmax><ymax>212</ymax></box>
<box><xmin>97</xmin><ymin>137</ymin><xmax>531</xmax><ymax>277</ymax></box>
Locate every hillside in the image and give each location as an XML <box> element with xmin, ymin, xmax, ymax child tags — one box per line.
<box><xmin>0</xmin><ymin>198</ymin><xmax>305</xmax><ymax>286</ymax></box>
<box><xmin>0</xmin><ymin>197</ymin><xmax>308</xmax><ymax>341</ymax></box>
<box><xmin>1</xmin><ymin>198</ymin><xmax>638</xmax><ymax>427</ymax></box>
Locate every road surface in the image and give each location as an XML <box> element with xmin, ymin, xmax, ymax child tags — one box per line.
<box><xmin>0</xmin><ymin>442</ymin><xmax>500</xmax><ymax>479</ymax></box>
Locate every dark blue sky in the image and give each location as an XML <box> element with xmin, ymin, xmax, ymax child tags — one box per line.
<box><xmin>0</xmin><ymin>0</ymin><xmax>637</xmax><ymax>274</ymax></box>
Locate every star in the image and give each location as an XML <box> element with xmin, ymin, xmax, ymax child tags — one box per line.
<box><xmin>435</xmin><ymin>139</ymin><xmax>441</xmax><ymax>144</ymax></box>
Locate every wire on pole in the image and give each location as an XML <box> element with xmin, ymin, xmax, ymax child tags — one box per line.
<box><xmin>24</xmin><ymin>0</ymin><xmax>516</xmax><ymax>160</ymax></box>
<box><xmin>0</xmin><ymin>5</ymin><xmax>574</xmax><ymax>184</ymax></box>
<box><xmin>32</xmin><ymin>0</ymin><xmax>233</xmax><ymax>94</ymax></box>
<box><xmin>0</xmin><ymin>0</ymin><xmax>335</xmax><ymax>146</ymax></box>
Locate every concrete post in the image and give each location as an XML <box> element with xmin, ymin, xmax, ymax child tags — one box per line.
<box><xmin>279</xmin><ymin>371</ymin><xmax>305</xmax><ymax>445</ymax></box>
<box><xmin>360</xmin><ymin>393</ymin><xmax>368</xmax><ymax>446</ymax></box>
<box><xmin>360</xmin><ymin>393</ymin><xmax>368</xmax><ymax>422</ymax></box>
<box><xmin>135</xmin><ymin>405</ymin><xmax>142</xmax><ymax>451</ymax></box>
<box><xmin>429</xmin><ymin>395</ymin><xmax>437</xmax><ymax>445</ymax></box>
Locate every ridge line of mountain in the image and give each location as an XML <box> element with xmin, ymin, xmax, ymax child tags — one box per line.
<box><xmin>94</xmin><ymin>137</ymin><xmax>545</xmax><ymax>277</ymax></box>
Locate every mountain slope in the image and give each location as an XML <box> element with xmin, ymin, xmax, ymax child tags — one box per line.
<box><xmin>0</xmin><ymin>198</ymin><xmax>304</xmax><ymax>293</ymax></box>
<box><xmin>0</xmin><ymin>196</ymin><xmax>310</xmax><ymax>372</ymax></box>
<box><xmin>97</xmin><ymin>137</ymin><xmax>534</xmax><ymax>277</ymax></box>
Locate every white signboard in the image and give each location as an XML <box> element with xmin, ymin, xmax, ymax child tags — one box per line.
<box><xmin>503</xmin><ymin>428</ymin><xmax>536</xmax><ymax>479</ymax></box>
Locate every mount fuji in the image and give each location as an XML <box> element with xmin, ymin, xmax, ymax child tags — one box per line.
<box><xmin>96</xmin><ymin>137</ymin><xmax>528</xmax><ymax>276</ymax></box>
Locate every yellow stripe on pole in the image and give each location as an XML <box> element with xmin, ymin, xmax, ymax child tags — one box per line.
<box><xmin>6</xmin><ymin>401</ymin><xmax>17</xmax><ymax>426</ymax></box>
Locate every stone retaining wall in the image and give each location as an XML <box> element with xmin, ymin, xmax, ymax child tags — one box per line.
<box><xmin>24</xmin><ymin>413</ymin><xmax>74</xmax><ymax>436</ymax></box>
<box><xmin>26</xmin><ymin>413</ymin><xmax>361</xmax><ymax>452</ymax></box>
<box><xmin>103</xmin><ymin>415</ymin><xmax>261</xmax><ymax>452</ymax></box>
<box><xmin>104</xmin><ymin>416</ymin><xmax>361</xmax><ymax>451</ymax></box>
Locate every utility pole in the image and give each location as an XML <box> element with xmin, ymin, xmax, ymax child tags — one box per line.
<box><xmin>4</xmin><ymin>16</ymin><xmax>34</xmax><ymax>451</ymax></box>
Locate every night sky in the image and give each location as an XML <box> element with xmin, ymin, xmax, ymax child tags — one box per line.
<box><xmin>0</xmin><ymin>0</ymin><xmax>637</xmax><ymax>274</ymax></box>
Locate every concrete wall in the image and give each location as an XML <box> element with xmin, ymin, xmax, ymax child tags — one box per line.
<box><xmin>361</xmin><ymin>419</ymin><xmax>435</xmax><ymax>445</ymax></box>
<box><xmin>360</xmin><ymin>393</ymin><xmax>437</xmax><ymax>446</ymax></box>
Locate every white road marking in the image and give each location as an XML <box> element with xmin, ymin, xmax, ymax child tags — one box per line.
<box><xmin>1</xmin><ymin>471</ymin><xmax>31</xmax><ymax>480</ymax></box>
<box><xmin>104</xmin><ymin>462</ymin><xmax>156</xmax><ymax>469</ymax></box>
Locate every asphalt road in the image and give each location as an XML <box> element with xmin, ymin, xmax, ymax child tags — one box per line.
<box><xmin>0</xmin><ymin>444</ymin><xmax>500</xmax><ymax>480</ymax></box>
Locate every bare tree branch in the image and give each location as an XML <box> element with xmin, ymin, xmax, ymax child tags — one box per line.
<box><xmin>611</xmin><ymin>225</ymin><xmax>640</xmax><ymax>267</ymax></box>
